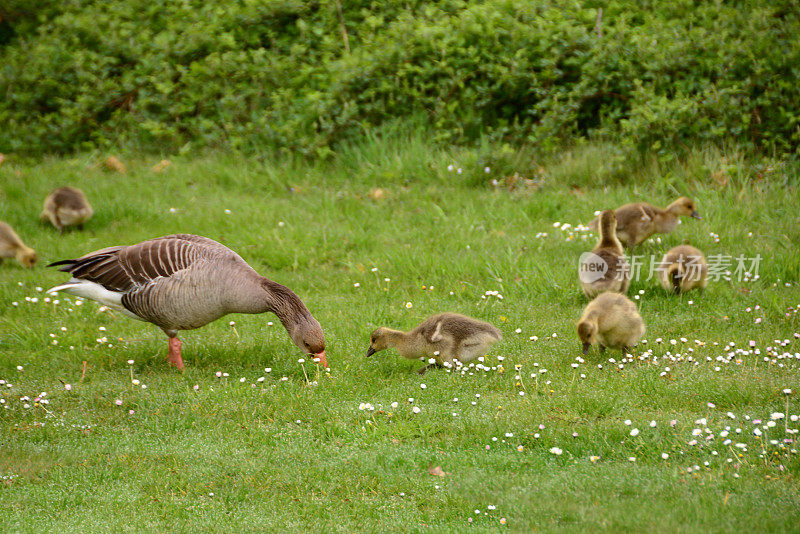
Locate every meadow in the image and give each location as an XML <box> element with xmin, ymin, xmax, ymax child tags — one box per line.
<box><xmin>1</xmin><ymin>138</ymin><xmax>799</xmax><ymax>532</ymax></box>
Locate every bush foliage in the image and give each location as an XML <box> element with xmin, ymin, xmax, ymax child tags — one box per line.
<box><xmin>1</xmin><ymin>0</ymin><xmax>799</xmax><ymax>155</ymax></box>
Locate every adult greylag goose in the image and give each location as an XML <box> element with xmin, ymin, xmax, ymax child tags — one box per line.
<box><xmin>367</xmin><ymin>313</ymin><xmax>502</xmax><ymax>374</ymax></box>
<box><xmin>579</xmin><ymin>209</ymin><xmax>630</xmax><ymax>298</ymax></box>
<box><xmin>588</xmin><ymin>197</ymin><xmax>701</xmax><ymax>248</ymax></box>
<box><xmin>41</xmin><ymin>186</ymin><xmax>94</xmax><ymax>232</ymax></box>
<box><xmin>0</xmin><ymin>221</ymin><xmax>37</xmax><ymax>268</ymax></box>
<box><xmin>46</xmin><ymin>234</ymin><xmax>326</xmax><ymax>370</ymax></box>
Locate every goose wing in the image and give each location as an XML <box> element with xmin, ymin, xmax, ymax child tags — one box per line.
<box><xmin>47</xmin><ymin>234</ymin><xmax>239</xmax><ymax>292</ymax></box>
<box><xmin>616</xmin><ymin>203</ymin><xmax>656</xmax><ymax>227</ymax></box>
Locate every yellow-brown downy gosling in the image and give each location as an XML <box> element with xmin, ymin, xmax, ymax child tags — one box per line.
<box><xmin>577</xmin><ymin>292</ymin><xmax>644</xmax><ymax>355</ymax></box>
<box><xmin>367</xmin><ymin>313</ymin><xmax>502</xmax><ymax>374</ymax></box>
<box><xmin>579</xmin><ymin>209</ymin><xmax>631</xmax><ymax>298</ymax></box>
<box><xmin>0</xmin><ymin>221</ymin><xmax>37</xmax><ymax>268</ymax></box>
<box><xmin>588</xmin><ymin>197</ymin><xmax>701</xmax><ymax>248</ymax></box>
<box><xmin>41</xmin><ymin>187</ymin><xmax>94</xmax><ymax>232</ymax></box>
<box><xmin>657</xmin><ymin>244</ymin><xmax>708</xmax><ymax>293</ymax></box>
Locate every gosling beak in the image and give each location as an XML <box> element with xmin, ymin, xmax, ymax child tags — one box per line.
<box><xmin>582</xmin><ymin>342</ymin><xmax>591</xmax><ymax>355</ymax></box>
<box><xmin>691</xmin><ymin>211</ymin><xmax>702</xmax><ymax>220</ymax></box>
<box><xmin>366</xmin><ymin>347</ymin><xmax>376</xmax><ymax>358</ymax></box>
<box><xmin>313</xmin><ymin>350</ymin><xmax>328</xmax><ymax>368</ymax></box>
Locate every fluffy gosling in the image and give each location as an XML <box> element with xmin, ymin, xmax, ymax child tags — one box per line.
<box><xmin>579</xmin><ymin>209</ymin><xmax>631</xmax><ymax>298</ymax></box>
<box><xmin>0</xmin><ymin>221</ymin><xmax>37</xmax><ymax>268</ymax></box>
<box><xmin>577</xmin><ymin>292</ymin><xmax>644</xmax><ymax>355</ymax></box>
<box><xmin>367</xmin><ymin>313</ymin><xmax>502</xmax><ymax>374</ymax></box>
<box><xmin>589</xmin><ymin>197</ymin><xmax>701</xmax><ymax>248</ymax></box>
<box><xmin>41</xmin><ymin>186</ymin><xmax>93</xmax><ymax>232</ymax></box>
<box><xmin>657</xmin><ymin>244</ymin><xmax>708</xmax><ymax>293</ymax></box>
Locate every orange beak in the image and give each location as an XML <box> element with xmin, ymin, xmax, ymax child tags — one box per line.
<box><xmin>313</xmin><ymin>350</ymin><xmax>328</xmax><ymax>368</ymax></box>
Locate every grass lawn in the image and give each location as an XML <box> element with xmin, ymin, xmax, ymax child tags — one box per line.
<box><xmin>1</xmin><ymin>141</ymin><xmax>799</xmax><ymax>531</ymax></box>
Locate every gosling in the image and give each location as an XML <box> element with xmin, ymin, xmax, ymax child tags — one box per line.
<box><xmin>367</xmin><ymin>313</ymin><xmax>503</xmax><ymax>374</ymax></box>
<box><xmin>657</xmin><ymin>244</ymin><xmax>708</xmax><ymax>294</ymax></box>
<box><xmin>0</xmin><ymin>221</ymin><xmax>37</xmax><ymax>268</ymax></box>
<box><xmin>41</xmin><ymin>187</ymin><xmax>94</xmax><ymax>232</ymax></box>
<box><xmin>588</xmin><ymin>197</ymin><xmax>701</xmax><ymax>248</ymax></box>
<box><xmin>577</xmin><ymin>292</ymin><xmax>644</xmax><ymax>355</ymax></box>
<box><xmin>579</xmin><ymin>209</ymin><xmax>631</xmax><ymax>298</ymax></box>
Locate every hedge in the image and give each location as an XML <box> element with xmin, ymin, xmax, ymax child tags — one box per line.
<box><xmin>1</xmin><ymin>0</ymin><xmax>798</xmax><ymax>155</ymax></box>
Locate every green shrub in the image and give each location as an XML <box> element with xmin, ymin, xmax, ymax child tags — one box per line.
<box><xmin>1</xmin><ymin>0</ymin><xmax>798</xmax><ymax>156</ymax></box>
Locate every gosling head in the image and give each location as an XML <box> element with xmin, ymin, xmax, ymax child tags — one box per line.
<box><xmin>598</xmin><ymin>209</ymin><xmax>617</xmax><ymax>234</ymax></box>
<box><xmin>577</xmin><ymin>320</ymin><xmax>597</xmax><ymax>354</ymax></box>
<box><xmin>18</xmin><ymin>249</ymin><xmax>38</xmax><ymax>268</ymax></box>
<box><xmin>366</xmin><ymin>327</ymin><xmax>392</xmax><ymax>357</ymax></box>
<box><xmin>669</xmin><ymin>197</ymin><xmax>701</xmax><ymax>220</ymax></box>
<box><xmin>599</xmin><ymin>209</ymin><xmax>617</xmax><ymax>226</ymax></box>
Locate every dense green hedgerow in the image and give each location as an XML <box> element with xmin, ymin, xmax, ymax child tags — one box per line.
<box><xmin>1</xmin><ymin>0</ymin><xmax>799</xmax><ymax>156</ymax></box>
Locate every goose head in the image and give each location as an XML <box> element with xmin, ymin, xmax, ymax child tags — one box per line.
<box><xmin>366</xmin><ymin>327</ymin><xmax>391</xmax><ymax>357</ymax></box>
<box><xmin>668</xmin><ymin>197</ymin><xmax>701</xmax><ymax>219</ymax></box>
<box><xmin>289</xmin><ymin>315</ymin><xmax>327</xmax><ymax>367</ymax></box>
<box><xmin>261</xmin><ymin>278</ymin><xmax>327</xmax><ymax>367</ymax></box>
<box><xmin>19</xmin><ymin>248</ymin><xmax>38</xmax><ymax>268</ymax></box>
<box><xmin>598</xmin><ymin>209</ymin><xmax>617</xmax><ymax>235</ymax></box>
<box><xmin>577</xmin><ymin>320</ymin><xmax>597</xmax><ymax>354</ymax></box>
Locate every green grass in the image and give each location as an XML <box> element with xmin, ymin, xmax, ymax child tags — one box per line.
<box><xmin>1</xmin><ymin>140</ymin><xmax>799</xmax><ymax>532</ymax></box>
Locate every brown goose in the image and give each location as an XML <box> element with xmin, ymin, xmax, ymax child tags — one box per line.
<box><xmin>588</xmin><ymin>197</ymin><xmax>701</xmax><ymax>248</ymax></box>
<box><xmin>46</xmin><ymin>234</ymin><xmax>326</xmax><ymax>370</ymax></box>
<box><xmin>41</xmin><ymin>186</ymin><xmax>94</xmax><ymax>232</ymax></box>
<box><xmin>367</xmin><ymin>313</ymin><xmax>502</xmax><ymax>374</ymax></box>
<box><xmin>579</xmin><ymin>209</ymin><xmax>630</xmax><ymax>298</ymax></box>
<box><xmin>0</xmin><ymin>221</ymin><xmax>37</xmax><ymax>268</ymax></box>
<box><xmin>657</xmin><ymin>244</ymin><xmax>708</xmax><ymax>293</ymax></box>
<box><xmin>577</xmin><ymin>292</ymin><xmax>644</xmax><ymax>355</ymax></box>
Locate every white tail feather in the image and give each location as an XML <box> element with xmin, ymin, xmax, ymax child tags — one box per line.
<box><xmin>47</xmin><ymin>278</ymin><xmax>143</xmax><ymax>321</ymax></box>
<box><xmin>47</xmin><ymin>281</ymin><xmax>83</xmax><ymax>294</ymax></box>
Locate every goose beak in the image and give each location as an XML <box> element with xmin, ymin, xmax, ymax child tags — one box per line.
<box><xmin>691</xmin><ymin>211</ymin><xmax>702</xmax><ymax>220</ymax></box>
<box><xmin>366</xmin><ymin>347</ymin><xmax>376</xmax><ymax>357</ymax></box>
<box><xmin>582</xmin><ymin>342</ymin><xmax>591</xmax><ymax>355</ymax></box>
<box><xmin>313</xmin><ymin>350</ymin><xmax>328</xmax><ymax>368</ymax></box>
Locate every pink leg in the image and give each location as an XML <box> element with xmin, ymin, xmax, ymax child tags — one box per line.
<box><xmin>167</xmin><ymin>337</ymin><xmax>185</xmax><ymax>370</ymax></box>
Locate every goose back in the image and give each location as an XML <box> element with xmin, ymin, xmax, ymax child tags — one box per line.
<box><xmin>0</xmin><ymin>221</ymin><xmax>25</xmax><ymax>256</ymax></box>
<box><xmin>50</xmin><ymin>234</ymin><xmax>261</xmax><ymax>332</ymax></box>
<box><xmin>414</xmin><ymin>313</ymin><xmax>502</xmax><ymax>344</ymax></box>
<box><xmin>42</xmin><ymin>187</ymin><xmax>93</xmax><ymax>229</ymax></box>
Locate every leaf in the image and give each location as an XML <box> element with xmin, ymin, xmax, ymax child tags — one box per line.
<box><xmin>428</xmin><ymin>465</ymin><xmax>446</xmax><ymax>477</ymax></box>
<box><xmin>103</xmin><ymin>156</ymin><xmax>127</xmax><ymax>174</ymax></box>
<box><xmin>151</xmin><ymin>159</ymin><xmax>172</xmax><ymax>173</ymax></box>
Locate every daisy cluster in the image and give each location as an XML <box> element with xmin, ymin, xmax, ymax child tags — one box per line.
<box><xmin>203</xmin><ymin>363</ymin><xmax>322</xmax><ymax>391</ymax></box>
<box><xmin>0</xmin><ymin>376</ymin><xmax>98</xmax><ymax>432</ymax></box>
<box><xmin>482</xmin><ymin>396</ymin><xmax>798</xmax><ymax>477</ymax></box>
<box><xmin>560</xmin><ymin>334</ymin><xmax>800</xmax><ymax>376</ymax></box>
<box><xmin>1</xmin><ymin>473</ymin><xmax>19</xmax><ymax>483</ymax></box>
<box><xmin>550</xmin><ymin>221</ymin><xmax>593</xmax><ymax>242</ymax></box>
<box><xmin>8</xmin><ymin>283</ymin><xmax>119</xmax><ymax>350</ymax></box>
<box><xmin>355</xmin><ymin>396</ymin><xmax>427</xmax><ymax>428</ymax></box>
<box><xmin>466</xmin><ymin>504</ymin><xmax>506</xmax><ymax>526</ymax></box>
<box><xmin>611</xmin><ymin>402</ymin><xmax>797</xmax><ymax>476</ymax></box>
<box><xmin>354</xmin><ymin>382</ymin><xmax>507</xmax><ymax>432</ymax></box>
<box><xmin>480</xmin><ymin>290</ymin><xmax>504</xmax><ymax>302</ymax></box>
<box><xmin>1</xmin><ymin>357</ymin><xmax>331</xmax><ymax>432</ymax></box>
